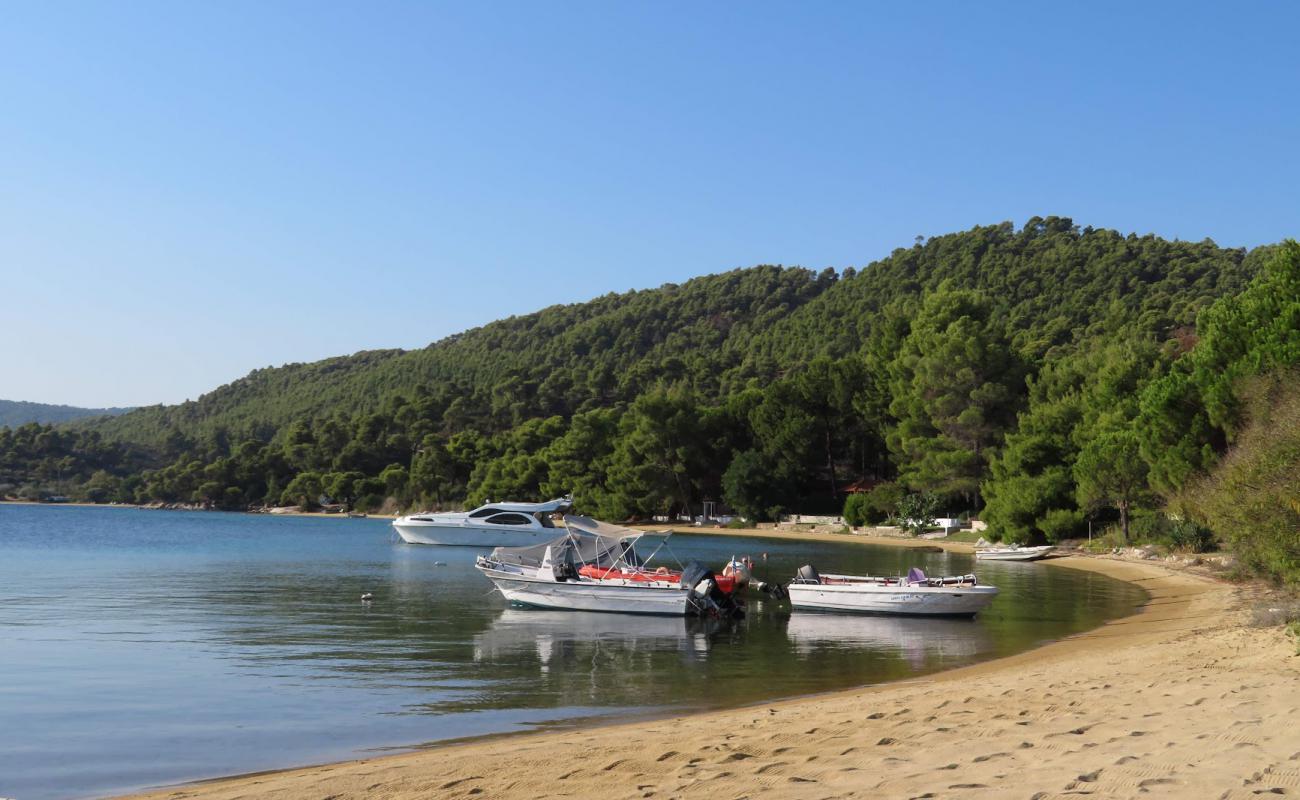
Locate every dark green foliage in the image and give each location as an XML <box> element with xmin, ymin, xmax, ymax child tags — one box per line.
<box><xmin>982</xmin><ymin>339</ymin><xmax>1160</xmax><ymax>542</ymax></box>
<box><xmin>888</xmin><ymin>284</ymin><xmax>1025</xmax><ymax>506</ymax></box>
<box><xmin>1138</xmin><ymin>241</ymin><xmax>1300</xmax><ymax>494</ymax></box>
<box><xmin>1038</xmin><ymin>508</ymin><xmax>1085</xmax><ymax>544</ymax></box>
<box><xmin>1074</xmin><ymin>428</ymin><xmax>1149</xmax><ymax>544</ymax></box>
<box><xmin>842</xmin><ymin>493</ymin><xmax>870</xmax><ymax>528</ymax></box>
<box><xmin>723</xmin><ymin>450</ymin><xmax>787</xmax><ymax>523</ymax></box>
<box><xmin>1166</xmin><ymin>519</ymin><xmax>1217</xmax><ymax>554</ymax></box>
<box><xmin>843</xmin><ymin>482</ymin><xmax>903</xmax><ymax>526</ymax></box>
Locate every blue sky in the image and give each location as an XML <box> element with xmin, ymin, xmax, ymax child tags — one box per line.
<box><xmin>2</xmin><ymin>1</ymin><xmax>1296</xmax><ymax>407</ymax></box>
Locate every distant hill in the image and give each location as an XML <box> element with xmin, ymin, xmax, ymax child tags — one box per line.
<box><xmin>9</xmin><ymin>216</ymin><xmax>1296</xmax><ymax>584</ymax></box>
<box><xmin>0</xmin><ymin>399</ymin><xmax>132</xmax><ymax>428</ymax></box>
<box><xmin>84</xmin><ymin>217</ymin><xmax>1257</xmax><ymax>449</ymax></box>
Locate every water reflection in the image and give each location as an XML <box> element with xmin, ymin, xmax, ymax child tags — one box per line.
<box><xmin>784</xmin><ymin>612</ymin><xmax>992</xmax><ymax>669</ymax></box>
<box><xmin>474</xmin><ymin>609</ymin><xmax>718</xmax><ymax>670</ymax></box>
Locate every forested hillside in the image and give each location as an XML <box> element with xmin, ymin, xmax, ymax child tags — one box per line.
<box><xmin>0</xmin><ymin>400</ymin><xmax>131</xmax><ymax>428</ymax></box>
<box><xmin>6</xmin><ymin>217</ymin><xmax>1296</xmax><ymax>581</ymax></box>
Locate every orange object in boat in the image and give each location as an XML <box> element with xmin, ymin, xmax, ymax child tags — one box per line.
<box><xmin>577</xmin><ymin>565</ymin><xmax>738</xmax><ymax>594</ymax></box>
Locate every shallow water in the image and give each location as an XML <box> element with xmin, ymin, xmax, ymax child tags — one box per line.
<box><xmin>0</xmin><ymin>505</ymin><xmax>1145</xmax><ymax>799</ymax></box>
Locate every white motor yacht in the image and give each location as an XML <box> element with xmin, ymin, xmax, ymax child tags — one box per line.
<box><xmin>393</xmin><ymin>497</ymin><xmax>571</xmax><ymax>547</ymax></box>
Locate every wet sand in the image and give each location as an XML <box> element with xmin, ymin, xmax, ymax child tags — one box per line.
<box><xmin>118</xmin><ymin>550</ymin><xmax>1300</xmax><ymax>800</ymax></box>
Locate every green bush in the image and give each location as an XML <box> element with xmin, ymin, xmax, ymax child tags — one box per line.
<box><xmin>843</xmin><ymin>493</ymin><xmax>871</xmax><ymax>527</ymax></box>
<box><xmin>1167</xmin><ymin>519</ymin><xmax>1217</xmax><ymax>553</ymax></box>
<box><xmin>1038</xmin><ymin>508</ymin><xmax>1085</xmax><ymax>543</ymax></box>
<box><xmin>1127</xmin><ymin>510</ymin><xmax>1167</xmax><ymax>544</ymax></box>
<box><xmin>860</xmin><ymin>482</ymin><xmax>904</xmax><ymax>524</ymax></box>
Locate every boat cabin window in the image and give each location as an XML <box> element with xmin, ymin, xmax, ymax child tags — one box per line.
<box><xmin>535</xmin><ymin>512</ymin><xmax>556</xmax><ymax>528</ymax></box>
<box><xmin>485</xmin><ymin>513</ymin><xmax>533</xmax><ymax>526</ymax></box>
<box><xmin>469</xmin><ymin>507</ymin><xmax>502</xmax><ymax>518</ymax></box>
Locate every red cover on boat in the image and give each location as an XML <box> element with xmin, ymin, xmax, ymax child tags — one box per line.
<box><xmin>577</xmin><ymin>566</ymin><xmax>739</xmax><ymax>595</ymax></box>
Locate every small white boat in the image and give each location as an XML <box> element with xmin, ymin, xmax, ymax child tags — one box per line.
<box><xmin>787</xmin><ymin>565</ymin><xmax>998</xmax><ymax>616</ymax></box>
<box><xmin>393</xmin><ymin>497</ymin><xmax>571</xmax><ymax>547</ymax></box>
<box><xmin>475</xmin><ymin>516</ymin><xmax>742</xmax><ymax>617</ymax></box>
<box><xmin>974</xmin><ymin>544</ymin><xmax>1055</xmax><ymax>562</ymax></box>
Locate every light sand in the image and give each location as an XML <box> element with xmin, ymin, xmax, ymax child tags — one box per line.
<box><xmin>121</xmin><ymin>554</ymin><xmax>1300</xmax><ymax>800</ymax></box>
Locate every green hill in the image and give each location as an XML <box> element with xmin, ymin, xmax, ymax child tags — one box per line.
<box><xmin>87</xmin><ymin>217</ymin><xmax>1254</xmax><ymax>449</ymax></box>
<box><xmin>0</xmin><ymin>399</ymin><xmax>131</xmax><ymax>428</ymax></box>
<box><xmin>12</xmin><ymin>216</ymin><xmax>1299</xmax><ymax>584</ymax></box>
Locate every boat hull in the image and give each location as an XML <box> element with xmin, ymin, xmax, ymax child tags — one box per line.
<box><xmin>479</xmin><ymin>567</ymin><xmax>689</xmax><ymax>616</ymax></box>
<box><xmin>394</xmin><ymin>523</ymin><xmax>560</xmax><ymax>548</ymax></box>
<box><xmin>787</xmin><ymin>583</ymin><xmax>998</xmax><ymax>616</ymax></box>
<box><xmin>975</xmin><ymin>546</ymin><xmax>1054</xmax><ymax>562</ymax></box>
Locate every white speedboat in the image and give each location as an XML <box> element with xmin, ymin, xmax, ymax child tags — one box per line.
<box><xmin>393</xmin><ymin>497</ymin><xmax>571</xmax><ymax>547</ymax></box>
<box><xmin>975</xmin><ymin>544</ymin><xmax>1055</xmax><ymax>562</ymax></box>
<box><xmin>475</xmin><ymin>516</ymin><xmax>742</xmax><ymax>617</ymax></box>
<box><xmin>787</xmin><ymin>565</ymin><xmax>998</xmax><ymax>616</ymax></box>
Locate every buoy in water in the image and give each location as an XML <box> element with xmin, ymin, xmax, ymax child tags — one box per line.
<box><xmin>361</xmin><ymin>592</ymin><xmax>374</xmax><ymax>601</ymax></box>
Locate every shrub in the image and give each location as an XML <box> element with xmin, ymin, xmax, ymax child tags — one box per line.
<box><xmin>862</xmin><ymin>482</ymin><xmax>904</xmax><ymax>524</ymax></box>
<box><xmin>1166</xmin><ymin>519</ymin><xmax>1217</xmax><ymax>553</ymax></box>
<box><xmin>843</xmin><ymin>493</ymin><xmax>871</xmax><ymax>527</ymax></box>
<box><xmin>1127</xmin><ymin>510</ymin><xmax>1166</xmax><ymax>543</ymax></box>
<box><xmin>1038</xmin><ymin>508</ymin><xmax>1085</xmax><ymax>544</ymax></box>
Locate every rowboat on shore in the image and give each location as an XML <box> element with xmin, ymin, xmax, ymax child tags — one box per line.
<box><xmin>787</xmin><ymin>565</ymin><xmax>998</xmax><ymax>616</ymax></box>
<box><xmin>475</xmin><ymin>516</ymin><xmax>744</xmax><ymax>617</ymax></box>
<box><xmin>974</xmin><ymin>544</ymin><xmax>1055</xmax><ymax>562</ymax></box>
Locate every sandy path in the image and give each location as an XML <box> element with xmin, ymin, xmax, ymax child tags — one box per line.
<box><xmin>123</xmin><ymin>556</ymin><xmax>1299</xmax><ymax>800</ymax></box>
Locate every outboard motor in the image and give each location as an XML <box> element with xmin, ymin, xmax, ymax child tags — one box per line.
<box><xmin>680</xmin><ymin>561</ymin><xmax>744</xmax><ymax>619</ymax></box>
<box><xmin>795</xmin><ymin>564</ymin><xmax>821</xmax><ymax>585</ymax></box>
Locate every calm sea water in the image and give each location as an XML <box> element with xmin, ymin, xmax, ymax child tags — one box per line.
<box><xmin>0</xmin><ymin>505</ymin><xmax>1145</xmax><ymax>799</ymax></box>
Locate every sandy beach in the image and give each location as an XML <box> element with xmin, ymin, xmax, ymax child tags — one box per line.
<box><xmin>116</xmin><ymin>547</ymin><xmax>1300</xmax><ymax>800</ymax></box>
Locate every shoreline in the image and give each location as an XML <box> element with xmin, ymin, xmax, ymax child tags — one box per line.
<box><xmin>117</xmin><ymin>542</ymin><xmax>1300</xmax><ymax>799</ymax></box>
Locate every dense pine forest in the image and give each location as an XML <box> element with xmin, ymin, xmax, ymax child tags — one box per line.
<box><xmin>4</xmin><ymin>218</ymin><xmax>1298</xmax><ymax>582</ymax></box>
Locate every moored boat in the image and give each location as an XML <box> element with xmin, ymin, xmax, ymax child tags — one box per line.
<box><xmin>787</xmin><ymin>565</ymin><xmax>998</xmax><ymax>616</ymax></box>
<box><xmin>393</xmin><ymin>497</ymin><xmax>571</xmax><ymax>547</ymax></box>
<box><xmin>475</xmin><ymin>516</ymin><xmax>742</xmax><ymax>617</ymax></box>
<box><xmin>974</xmin><ymin>544</ymin><xmax>1055</xmax><ymax>562</ymax></box>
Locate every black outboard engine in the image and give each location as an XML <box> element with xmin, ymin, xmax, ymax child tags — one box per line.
<box><xmin>681</xmin><ymin>561</ymin><xmax>744</xmax><ymax>619</ymax></box>
<box><xmin>679</xmin><ymin>561</ymin><xmax>712</xmax><ymax>592</ymax></box>
<box><xmin>795</xmin><ymin>564</ymin><xmax>821</xmax><ymax>584</ymax></box>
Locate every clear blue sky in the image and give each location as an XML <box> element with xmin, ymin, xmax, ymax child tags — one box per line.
<box><xmin>2</xmin><ymin>1</ymin><xmax>1296</xmax><ymax>408</ymax></box>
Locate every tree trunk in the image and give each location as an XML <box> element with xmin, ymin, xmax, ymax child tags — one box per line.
<box><xmin>825</xmin><ymin>425</ymin><xmax>838</xmax><ymax>499</ymax></box>
<box><xmin>1119</xmin><ymin>500</ymin><xmax>1129</xmax><ymax>544</ymax></box>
